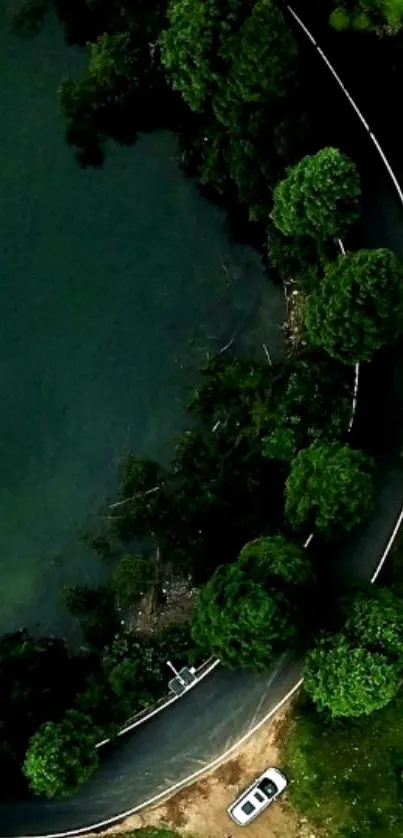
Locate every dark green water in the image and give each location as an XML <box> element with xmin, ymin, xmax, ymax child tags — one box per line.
<box><xmin>0</xmin><ymin>8</ymin><xmax>284</xmax><ymax>635</ymax></box>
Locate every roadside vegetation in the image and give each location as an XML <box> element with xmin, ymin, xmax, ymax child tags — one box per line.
<box><xmin>284</xmin><ymin>684</ymin><xmax>403</xmax><ymax>838</ymax></box>
<box><xmin>3</xmin><ymin>0</ymin><xmax>403</xmax><ymax>810</ymax></box>
<box><xmin>282</xmin><ymin>552</ymin><xmax>403</xmax><ymax>836</ymax></box>
<box><xmin>328</xmin><ymin>0</ymin><xmax>403</xmax><ymax>33</ymax></box>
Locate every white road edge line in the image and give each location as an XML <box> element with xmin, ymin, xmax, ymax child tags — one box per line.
<box><xmin>370</xmin><ymin>504</ymin><xmax>403</xmax><ymax>583</ymax></box>
<box><xmin>286</xmin><ymin>7</ymin><xmax>403</xmax><ymax>581</ymax></box>
<box><xmin>304</xmin><ymin>237</ymin><xmax>356</xmax><ymax>546</ymax></box>
<box><xmin>16</xmin><ymin>678</ymin><xmax>304</xmax><ymax>838</ymax></box>
<box><xmin>12</xmin><ymin>21</ymin><xmax>403</xmax><ymax>838</ymax></box>
<box><xmin>95</xmin><ymin>658</ymin><xmax>221</xmax><ymax>748</ymax></box>
<box><xmin>22</xmin><ymin>482</ymin><xmax>400</xmax><ymax>838</ymax></box>
<box><xmin>287</xmin><ymin>5</ymin><xmax>403</xmax><ymax>208</ymax></box>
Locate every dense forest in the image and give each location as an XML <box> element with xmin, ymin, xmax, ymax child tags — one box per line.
<box><xmin>3</xmin><ymin>0</ymin><xmax>403</xmax><ymax>816</ymax></box>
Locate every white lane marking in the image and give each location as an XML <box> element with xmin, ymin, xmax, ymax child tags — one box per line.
<box><xmin>96</xmin><ymin>658</ymin><xmax>221</xmax><ymax>748</ymax></box>
<box><xmin>371</xmin><ymin>501</ymin><xmax>403</xmax><ymax>583</ymax></box>
<box><xmin>304</xmin><ymin>237</ymin><xmax>356</xmax><ymax>546</ymax></box>
<box><xmin>15</xmin><ymin>26</ymin><xmax>403</xmax><ymax>836</ymax></box>
<box><xmin>286</xmin><ymin>6</ymin><xmax>403</xmax><ymax>581</ymax></box>
<box><xmin>287</xmin><ymin>5</ymin><xmax>403</xmax><ymax>207</ymax></box>
<box><xmin>369</xmin><ymin>132</ymin><xmax>403</xmax><ymax>206</ymax></box>
<box><xmin>348</xmin><ymin>363</ymin><xmax>360</xmax><ymax>432</ymax></box>
<box><xmin>16</xmin><ymin>677</ymin><xmax>304</xmax><ymax>838</ymax></box>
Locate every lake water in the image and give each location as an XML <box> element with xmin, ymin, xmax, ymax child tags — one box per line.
<box><xmin>0</xmin><ymin>6</ymin><xmax>285</xmax><ymax>635</ymax></box>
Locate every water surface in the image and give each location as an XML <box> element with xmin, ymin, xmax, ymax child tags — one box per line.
<box><xmin>0</xmin><ymin>8</ymin><xmax>284</xmax><ymax>634</ymax></box>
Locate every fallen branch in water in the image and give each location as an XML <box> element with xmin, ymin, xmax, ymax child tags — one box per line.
<box><xmin>109</xmin><ymin>485</ymin><xmax>161</xmax><ymax>510</ymax></box>
<box><xmin>262</xmin><ymin>343</ymin><xmax>272</xmax><ymax>365</ymax></box>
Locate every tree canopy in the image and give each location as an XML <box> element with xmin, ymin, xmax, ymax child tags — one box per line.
<box><xmin>161</xmin><ymin>0</ymin><xmax>302</xmax><ymax>219</ymax></box>
<box><xmin>192</xmin><ymin>535</ymin><xmax>314</xmax><ymax>668</ymax></box>
<box><xmin>285</xmin><ymin>442</ymin><xmax>374</xmax><ymax>533</ymax></box>
<box><xmin>304</xmin><ymin>635</ymin><xmax>400</xmax><ymax>717</ymax></box>
<box><xmin>260</xmin><ymin>351</ymin><xmax>353</xmax><ymax>461</ymax></box>
<box><xmin>304</xmin><ymin>588</ymin><xmax>403</xmax><ymax>717</ymax></box>
<box><xmin>161</xmin><ymin>0</ymin><xmax>297</xmax><ymax>115</ymax></box>
<box><xmin>237</xmin><ymin>535</ymin><xmax>313</xmax><ymax>586</ymax></box>
<box><xmin>0</xmin><ymin>631</ymin><xmax>86</xmax><ymax>800</ymax></box>
<box><xmin>23</xmin><ymin>710</ymin><xmax>100</xmax><ymax>798</ymax></box>
<box><xmin>305</xmin><ymin>248</ymin><xmax>403</xmax><ymax>362</ymax></box>
<box><xmin>192</xmin><ymin>563</ymin><xmax>296</xmax><ymax>669</ymax></box>
<box><xmin>344</xmin><ymin>588</ymin><xmax>403</xmax><ymax>655</ymax></box>
<box><xmin>271</xmin><ymin>147</ymin><xmax>360</xmax><ymax>239</ymax></box>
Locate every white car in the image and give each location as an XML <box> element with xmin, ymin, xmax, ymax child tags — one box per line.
<box><xmin>227</xmin><ymin>766</ymin><xmax>288</xmax><ymax>826</ymax></box>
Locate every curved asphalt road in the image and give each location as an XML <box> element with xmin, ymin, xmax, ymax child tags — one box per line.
<box><xmin>3</xmin><ymin>26</ymin><xmax>403</xmax><ymax>838</ymax></box>
<box><xmin>0</xmin><ymin>656</ymin><xmax>303</xmax><ymax>836</ymax></box>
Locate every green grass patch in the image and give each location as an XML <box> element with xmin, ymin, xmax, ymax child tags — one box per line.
<box><xmin>282</xmin><ymin>694</ymin><xmax>403</xmax><ymax>837</ymax></box>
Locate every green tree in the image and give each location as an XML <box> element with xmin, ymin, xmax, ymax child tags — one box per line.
<box><xmin>345</xmin><ymin>587</ymin><xmax>403</xmax><ymax>655</ymax></box>
<box><xmin>23</xmin><ymin>710</ymin><xmax>100</xmax><ymax>798</ymax></box>
<box><xmin>192</xmin><ymin>535</ymin><xmax>314</xmax><ymax>669</ymax></box>
<box><xmin>304</xmin><ymin>634</ymin><xmax>401</xmax><ymax>717</ymax></box>
<box><xmin>0</xmin><ymin>631</ymin><xmax>84</xmax><ymax>800</ymax></box>
<box><xmin>285</xmin><ymin>442</ymin><xmax>374</xmax><ymax>532</ymax></box>
<box><xmin>260</xmin><ymin>351</ymin><xmax>354</xmax><ymax>461</ymax></box>
<box><xmin>271</xmin><ymin>147</ymin><xmax>360</xmax><ymax>239</ymax></box>
<box><xmin>160</xmin><ymin>0</ymin><xmax>218</xmax><ymax>112</ymax></box>
<box><xmin>192</xmin><ymin>562</ymin><xmax>295</xmax><ymax>669</ymax></box>
<box><xmin>305</xmin><ymin>248</ymin><xmax>403</xmax><ymax>362</ymax></box>
<box><xmin>112</xmin><ymin>553</ymin><xmax>155</xmax><ymax>605</ymax></box>
<box><xmin>110</xmin><ymin>454</ymin><xmax>178</xmax><ymax>546</ymax></box>
<box><xmin>108</xmin><ymin>658</ymin><xmax>153</xmax><ymax>713</ymax></box>
<box><xmin>237</xmin><ymin>535</ymin><xmax>313</xmax><ymax>585</ymax></box>
<box><xmin>161</xmin><ymin>0</ymin><xmax>299</xmax><ymax>220</ymax></box>
<box><xmin>161</xmin><ymin>0</ymin><xmax>296</xmax><ymax>113</ymax></box>
<box><xmin>88</xmin><ymin>32</ymin><xmax>138</xmax><ymax>94</ymax></box>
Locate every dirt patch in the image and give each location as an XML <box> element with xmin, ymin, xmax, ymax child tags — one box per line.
<box><xmin>284</xmin><ymin>280</ymin><xmax>308</xmax><ymax>350</ymax></box>
<box><xmin>213</xmin><ymin>757</ymin><xmax>243</xmax><ymax>788</ymax></box>
<box><xmin>129</xmin><ymin>567</ymin><xmax>195</xmax><ymax>636</ymax></box>
<box><xmin>96</xmin><ymin>703</ymin><xmax>321</xmax><ymax>838</ymax></box>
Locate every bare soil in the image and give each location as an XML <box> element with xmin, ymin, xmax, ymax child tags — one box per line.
<box><xmin>129</xmin><ymin>567</ymin><xmax>195</xmax><ymax>636</ymax></box>
<box><xmin>284</xmin><ymin>280</ymin><xmax>307</xmax><ymax>350</ymax></box>
<box><xmin>96</xmin><ymin>704</ymin><xmax>320</xmax><ymax>838</ymax></box>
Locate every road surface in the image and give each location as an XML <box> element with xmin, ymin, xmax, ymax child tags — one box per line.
<box><xmin>2</xmin><ymin>21</ymin><xmax>403</xmax><ymax>838</ymax></box>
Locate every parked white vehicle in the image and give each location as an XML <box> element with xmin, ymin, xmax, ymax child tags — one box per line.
<box><xmin>227</xmin><ymin>766</ymin><xmax>288</xmax><ymax>826</ymax></box>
